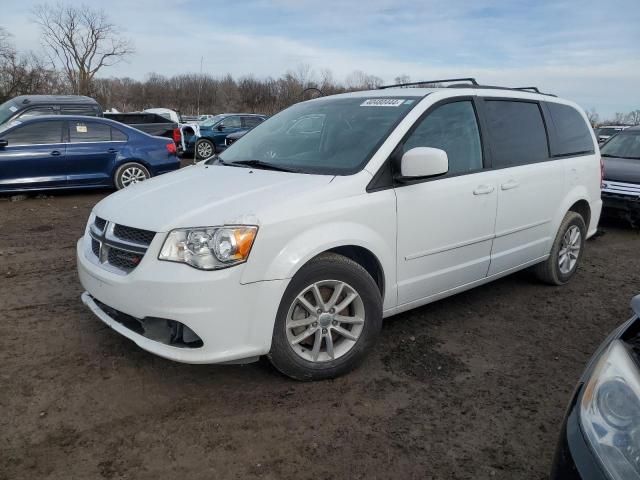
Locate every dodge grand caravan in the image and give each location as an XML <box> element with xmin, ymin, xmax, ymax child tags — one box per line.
<box><xmin>77</xmin><ymin>78</ymin><xmax>603</xmax><ymax>380</ymax></box>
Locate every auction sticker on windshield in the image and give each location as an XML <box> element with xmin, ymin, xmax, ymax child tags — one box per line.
<box><xmin>360</xmin><ymin>99</ymin><xmax>406</xmax><ymax>107</ymax></box>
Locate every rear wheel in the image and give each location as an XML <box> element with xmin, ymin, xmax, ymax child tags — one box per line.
<box><xmin>533</xmin><ymin>211</ymin><xmax>586</xmax><ymax>285</ymax></box>
<box><xmin>268</xmin><ymin>253</ymin><xmax>383</xmax><ymax>381</ymax></box>
<box><xmin>114</xmin><ymin>162</ymin><xmax>150</xmax><ymax>190</ymax></box>
<box><xmin>195</xmin><ymin>139</ymin><xmax>215</xmax><ymax>160</ymax></box>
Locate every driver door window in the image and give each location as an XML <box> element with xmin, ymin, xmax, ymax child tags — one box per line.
<box><xmin>403</xmin><ymin>101</ymin><xmax>483</xmax><ymax>175</ymax></box>
<box><xmin>221</xmin><ymin>116</ymin><xmax>242</xmax><ymax>129</ymax></box>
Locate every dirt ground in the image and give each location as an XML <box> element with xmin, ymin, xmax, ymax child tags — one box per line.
<box><xmin>1</xmin><ymin>185</ymin><xmax>639</xmax><ymax>480</ymax></box>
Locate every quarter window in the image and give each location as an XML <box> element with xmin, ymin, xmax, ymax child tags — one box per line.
<box><xmin>403</xmin><ymin>101</ymin><xmax>483</xmax><ymax>175</ymax></box>
<box><xmin>484</xmin><ymin>100</ymin><xmax>548</xmax><ymax>167</ymax></box>
<box><xmin>4</xmin><ymin>121</ymin><xmax>63</xmax><ymax>145</ymax></box>
<box><xmin>546</xmin><ymin>102</ymin><xmax>594</xmax><ymax>157</ymax></box>
<box><xmin>70</xmin><ymin>122</ymin><xmax>112</xmax><ymax>143</ymax></box>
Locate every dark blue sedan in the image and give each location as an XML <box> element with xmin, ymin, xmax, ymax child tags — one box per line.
<box><xmin>0</xmin><ymin>116</ymin><xmax>180</xmax><ymax>192</ymax></box>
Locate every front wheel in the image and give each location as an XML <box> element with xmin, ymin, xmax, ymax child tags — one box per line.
<box><xmin>268</xmin><ymin>253</ymin><xmax>383</xmax><ymax>381</ymax></box>
<box><xmin>533</xmin><ymin>211</ymin><xmax>586</xmax><ymax>285</ymax></box>
<box><xmin>114</xmin><ymin>162</ymin><xmax>150</xmax><ymax>190</ymax></box>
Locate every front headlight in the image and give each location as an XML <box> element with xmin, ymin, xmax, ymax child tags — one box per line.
<box><xmin>158</xmin><ymin>226</ymin><xmax>258</xmax><ymax>270</ymax></box>
<box><xmin>581</xmin><ymin>340</ymin><xmax>640</xmax><ymax>479</ymax></box>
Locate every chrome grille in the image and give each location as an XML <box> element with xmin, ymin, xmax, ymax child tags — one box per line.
<box><xmin>113</xmin><ymin>224</ymin><xmax>155</xmax><ymax>245</ymax></box>
<box><xmin>89</xmin><ymin>218</ymin><xmax>155</xmax><ymax>274</ymax></box>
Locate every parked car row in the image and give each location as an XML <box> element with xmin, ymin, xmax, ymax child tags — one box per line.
<box><xmin>0</xmin><ymin>116</ymin><xmax>179</xmax><ymax>192</ymax></box>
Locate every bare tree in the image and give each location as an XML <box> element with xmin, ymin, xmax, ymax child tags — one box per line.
<box><xmin>33</xmin><ymin>3</ymin><xmax>134</xmax><ymax>95</ymax></box>
<box><xmin>625</xmin><ymin>110</ymin><xmax>640</xmax><ymax>125</ymax></box>
<box><xmin>585</xmin><ymin>107</ymin><xmax>599</xmax><ymax>127</ymax></box>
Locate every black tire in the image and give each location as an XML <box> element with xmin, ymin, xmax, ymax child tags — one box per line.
<box><xmin>268</xmin><ymin>252</ymin><xmax>383</xmax><ymax>381</ymax></box>
<box><xmin>114</xmin><ymin>162</ymin><xmax>150</xmax><ymax>190</ymax></box>
<box><xmin>533</xmin><ymin>211</ymin><xmax>586</xmax><ymax>285</ymax></box>
<box><xmin>195</xmin><ymin>139</ymin><xmax>215</xmax><ymax>160</ymax></box>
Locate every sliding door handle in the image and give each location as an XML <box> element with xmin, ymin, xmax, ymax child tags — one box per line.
<box><xmin>473</xmin><ymin>185</ymin><xmax>495</xmax><ymax>195</ymax></box>
<box><xmin>501</xmin><ymin>179</ymin><xmax>519</xmax><ymax>190</ymax></box>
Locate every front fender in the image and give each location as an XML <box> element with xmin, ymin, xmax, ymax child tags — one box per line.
<box><xmin>241</xmin><ymin>217</ymin><xmax>397</xmax><ymax>310</ymax></box>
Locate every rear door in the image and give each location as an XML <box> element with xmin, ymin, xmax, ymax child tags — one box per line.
<box><xmin>480</xmin><ymin>98</ymin><xmax>564</xmax><ymax>275</ymax></box>
<box><xmin>65</xmin><ymin>120</ymin><xmax>122</xmax><ymax>186</ymax></box>
<box><xmin>0</xmin><ymin>120</ymin><xmax>67</xmax><ymax>190</ymax></box>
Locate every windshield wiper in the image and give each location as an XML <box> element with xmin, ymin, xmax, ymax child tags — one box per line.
<box><xmin>228</xmin><ymin>159</ymin><xmax>299</xmax><ymax>172</ymax></box>
<box><xmin>602</xmin><ymin>154</ymin><xmax>640</xmax><ymax>159</ymax></box>
<box><xmin>203</xmin><ymin>154</ymin><xmax>220</xmax><ymax>165</ymax></box>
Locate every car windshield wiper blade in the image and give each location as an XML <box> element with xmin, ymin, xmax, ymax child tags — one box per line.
<box><xmin>228</xmin><ymin>159</ymin><xmax>299</xmax><ymax>172</ymax></box>
<box><xmin>204</xmin><ymin>154</ymin><xmax>220</xmax><ymax>165</ymax></box>
<box><xmin>601</xmin><ymin>153</ymin><xmax>640</xmax><ymax>159</ymax></box>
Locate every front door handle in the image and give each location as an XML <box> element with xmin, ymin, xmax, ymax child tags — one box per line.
<box><xmin>473</xmin><ymin>185</ymin><xmax>495</xmax><ymax>195</ymax></box>
<box><xmin>501</xmin><ymin>179</ymin><xmax>519</xmax><ymax>191</ymax></box>
<box><xmin>107</xmin><ymin>148</ymin><xmax>118</xmax><ymax>153</ymax></box>
<box><xmin>50</xmin><ymin>150</ymin><xmax>61</xmax><ymax>156</ymax></box>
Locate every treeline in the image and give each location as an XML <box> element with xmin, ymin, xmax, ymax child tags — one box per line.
<box><xmin>1</xmin><ymin>25</ymin><xmax>639</xmax><ymax>122</ymax></box>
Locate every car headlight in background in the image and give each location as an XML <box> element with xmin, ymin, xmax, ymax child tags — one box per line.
<box><xmin>159</xmin><ymin>226</ymin><xmax>258</xmax><ymax>270</ymax></box>
<box><xmin>581</xmin><ymin>340</ymin><xmax>640</xmax><ymax>480</ymax></box>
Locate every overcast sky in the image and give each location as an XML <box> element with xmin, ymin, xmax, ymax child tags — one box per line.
<box><xmin>3</xmin><ymin>0</ymin><xmax>639</xmax><ymax>117</ymax></box>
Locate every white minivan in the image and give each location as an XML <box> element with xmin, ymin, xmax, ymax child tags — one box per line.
<box><xmin>77</xmin><ymin>79</ymin><xmax>602</xmax><ymax>380</ymax></box>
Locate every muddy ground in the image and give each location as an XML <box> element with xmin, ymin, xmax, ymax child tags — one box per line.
<box><xmin>1</xmin><ymin>184</ymin><xmax>639</xmax><ymax>479</ymax></box>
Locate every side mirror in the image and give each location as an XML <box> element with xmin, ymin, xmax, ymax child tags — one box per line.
<box><xmin>0</xmin><ymin>139</ymin><xmax>7</xmax><ymax>148</ymax></box>
<box><xmin>217</xmin><ymin>124</ymin><xmax>225</xmax><ymax>131</ymax></box>
<box><xmin>398</xmin><ymin>147</ymin><xmax>448</xmax><ymax>179</ymax></box>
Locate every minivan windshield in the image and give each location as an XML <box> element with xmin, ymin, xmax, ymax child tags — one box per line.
<box><xmin>601</xmin><ymin>131</ymin><xmax>640</xmax><ymax>159</ymax></box>
<box><xmin>0</xmin><ymin>99</ymin><xmax>19</xmax><ymax>125</ymax></box>
<box><xmin>218</xmin><ymin>97</ymin><xmax>418</xmax><ymax>175</ymax></box>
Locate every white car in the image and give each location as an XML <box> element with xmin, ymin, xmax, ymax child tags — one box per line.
<box><xmin>77</xmin><ymin>79</ymin><xmax>602</xmax><ymax>380</ymax></box>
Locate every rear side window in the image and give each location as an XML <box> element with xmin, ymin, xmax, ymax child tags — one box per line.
<box><xmin>111</xmin><ymin>128</ymin><xmax>128</xmax><ymax>141</ymax></box>
<box><xmin>545</xmin><ymin>103</ymin><xmax>594</xmax><ymax>157</ymax></box>
<box><xmin>243</xmin><ymin>116</ymin><xmax>263</xmax><ymax>128</ymax></box>
<box><xmin>70</xmin><ymin>121</ymin><xmax>112</xmax><ymax>143</ymax></box>
<box><xmin>484</xmin><ymin>100</ymin><xmax>548</xmax><ymax>168</ymax></box>
<box><xmin>61</xmin><ymin>105</ymin><xmax>99</xmax><ymax>116</ymax></box>
<box><xmin>4</xmin><ymin>121</ymin><xmax>63</xmax><ymax>145</ymax></box>
<box><xmin>403</xmin><ymin>101</ymin><xmax>483</xmax><ymax>175</ymax></box>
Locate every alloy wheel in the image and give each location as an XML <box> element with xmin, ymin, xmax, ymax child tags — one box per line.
<box><xmin>120</xmin><ymin>166</ymin><xmax>148</xmax><ymax>187</ymax></box>
<box><xmin>285</xmin><ymin>280</ymin><xmax>365</xmax><ymax>363</ymax></box>
<box><xmin>558</xmin><ymin>225</ymin><xmax>581</xmax><ymax>275</ymax></box>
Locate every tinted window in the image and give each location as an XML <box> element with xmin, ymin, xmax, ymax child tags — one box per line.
<box><xmin>61</xmin><ymin>105</ymin><xmax>99</xmax><ymax>116</ymax></box>
<box><xmin>70</xmin><ymin>121</ymin><xmax>111</xmax><ymax>143</ymax></box>
<box><xmin>4</xmin><ymin>121</ymin><xmax>63</xmax><ymax>145</ymax></box>
<box><xmin>243</xmin><ymin>116</ymin><xmax>264</xmax><ymax>128</ymax></box>
<box><xmin>221</xmin><ymin>116</ymin><xmax>242</xmax><ymax>128</ymax></box>
<box><xmin>601</xmin><ymin>132</ymin><xmax>640</xmax><ymax>159</ymax></box>
<box><xmin>17</xmin><ymin>107</ymin><xmax>55</xmax><ymax>120</ymax></box>
<box><xmin>546</xmin><ymin>103</ymin><xmax>594</xmax><ymax>156</ymax></box>
<box><xmin>484</xmin><ymin>100</ymin><xmax>548</xmax><ymax>167</ymax></box>
<box><xmin>403</xmin><ymin>101</ymin><xmax>483</xmax><ymax>175</ymax></box>
<box><xmin>0</xmin><ymin>100</ymin><xmax>19</xmax><ymax>124</ymax></box>
<box><xmin>111</xmin><ymin>127</ymin><xmax>128</xmax><ymax>141</ymax></box>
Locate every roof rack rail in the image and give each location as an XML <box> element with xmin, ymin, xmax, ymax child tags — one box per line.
<box><xmin>514</xmin><ymin>87</ymin><xmax>540</xmax><ymax>93</ymax></box>
<box><xmin>378</xmin><ymin>78</ymin><xmax>479</xmax><ymax>89</ymax></box>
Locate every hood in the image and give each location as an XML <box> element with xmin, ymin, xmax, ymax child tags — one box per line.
<box><xmin>94</xmin><ymin>164</ymin><xmax>333</xmax><ymax>232</ymax></box>
<box><xmin>603</xmin><ymin>156</ymin><xmax>640</xmax><ymax>184</ymax></box>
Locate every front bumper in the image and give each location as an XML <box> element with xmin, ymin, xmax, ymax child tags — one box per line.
<box><xmin>551</xmin><ymin>298</ymin><xmax>640</xmax><ymax>479</ymax></box>
<box><xmin>77</xmin><ymin>236</ymin><xmax>287</xmax><ymax>364</ymax></box>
